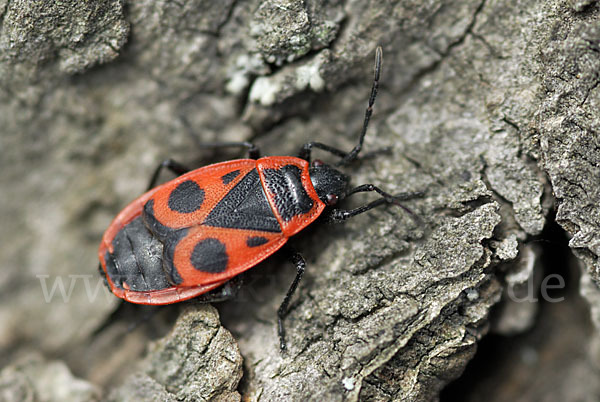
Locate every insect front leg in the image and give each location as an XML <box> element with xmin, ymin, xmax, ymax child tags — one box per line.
<box><xmin>298</xmin><ymin>141</ymin><xmax>348</xmax><ymax>163</ymax></box>
<box><xmin>325</xmin><ymin>184</ymin><xmax>423</xmax><ymax>224</ymax></box>
<box><xmin>298</xmin><ymin>47</ymin><xmax>383</xmax><ymax>165</ymax></box>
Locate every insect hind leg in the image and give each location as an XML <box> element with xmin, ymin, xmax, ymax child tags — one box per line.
<box><xmin>147</xmin><ymin>139</ymin><xmax>261</xmax><ymax>191</ymax></box>
<box><xmin>191</xmin><ymin>275</ymin><xmax>244</xmax><ymax>303</ymax></box>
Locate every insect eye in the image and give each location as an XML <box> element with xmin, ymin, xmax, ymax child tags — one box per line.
<box><xmin>326</xmin><ymin>193</ymin><xmax>338</xmax><ymax>206</ymax></box>
<box><xmin>312</xmin><ymin>159</ymin><xmax>324</xmax><ymax>167</ymax></box>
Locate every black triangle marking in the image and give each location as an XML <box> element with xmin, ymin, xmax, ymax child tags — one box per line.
<box><xmin>203</xmin><ymin>169</ymin><xmax>282</xmax><ymax>233</ymax></box>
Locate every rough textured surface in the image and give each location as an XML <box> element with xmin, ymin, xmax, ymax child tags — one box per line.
<box><xmin>538</xmin><ymin>10</ymin><xmax>600</xmax><ymax>289</ymax></box>
<box><xmin>1</xmin><ymin>0</ymin><xmax>599</xmax><ymax>401</ymax></box>
<box><xmin>108</xmin><ymin>306</ymin><xmax>243</xmax><ymax>401</ymax></box>
<box><xmin>443</xmin><ymin>242</ymin><xmax>600</xmax><ymax>402</ymax></box>
<box><xmin>0</xmin><ymin>353</ymin><xmax>101</xmax><ymax>401</ymax></box>
<box><xmin>0</xmin><ymin>0</ymin><xmax>128</xmax><ymax>91</ymax></box>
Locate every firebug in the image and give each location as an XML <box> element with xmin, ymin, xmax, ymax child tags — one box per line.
<box><xmin>98</xmin><ymin>47</ymin><xmax>420</xmax><ymax>350</ymax></box>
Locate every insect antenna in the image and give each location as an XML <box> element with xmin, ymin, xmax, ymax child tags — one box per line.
<box><xmin>337</xmin><ymin>46</ymin><xmax>383</xmax><ymax>166</ymax></box>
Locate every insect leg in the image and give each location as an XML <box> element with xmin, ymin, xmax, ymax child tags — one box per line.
<box><xmin>195</xmin><ymin>141</ymin><xmax>260</xmax><ymax>160</ymax></box>
<box><xmin>325</xmin><ymin>184</ymin><xmax>423</xmax><ymax>224</ymax></box>
<box><xmin>277</xmin><ymin>249</ymin><xmax>306</xmax><ymax>351</ymax></box>
<box><xmin>298</xmin><ymin>47</ymin><xmax>382</xmax><ymax>165</ymax></box>
<box><xmin>181</xmin><ymin>115</ymin><xmax>261</xmax><ymax>159</ymax></box>
<box><xmin>147</xmin><ymin>159</ymin><xmax>191</xmax><ymax>190</ymax></box>
<box><xmin>298</xmin><ymin>141</ymin><xmax>348</xmax><ymax>162</ymax></box>
<box><xmin>148</xmin><ymin>143</ymin><xmax>259</xmax><ymax>190</ymax></box>
<box><xmin>344</xmin><ymin>184</ymin><xmax>424</xmax><ymax>200</ymax></box>
<box><xmin>191</xmin><ymin>275</ymin><xmax>244</xmax><ymax>303</ymax></box>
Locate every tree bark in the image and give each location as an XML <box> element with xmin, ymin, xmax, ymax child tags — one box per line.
<box><xmin>0</xmin><ymin>0</ymin><xmax>599</xmax><ymax>400</ymax></box>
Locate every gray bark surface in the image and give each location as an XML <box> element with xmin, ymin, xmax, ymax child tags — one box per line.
<box><xmin>0</xmin><ymin>0</ymin><xmax>599</xmax><ymax>400</ymax></box>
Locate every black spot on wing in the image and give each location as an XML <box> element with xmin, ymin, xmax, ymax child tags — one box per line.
<box><xmin>221</xmin><ymin>170</ymin><xmax>240</xmax><ymax>185</ymax></box>
<box><xmin>262</xmin><ymin>165</ymin><xmax>313</xmax><ymax>221</ymax></box>
<box><xmin>191</xmin><ymin>238</ymin><xmax>228</xmax><ymax>273</ymax></box>
<box><xmin>247</xmin><ymin>236</ymin><xmax>268</xmax><ymax>247</ymax></box>
<box><xmin>168</xmin><ymin>180</ymin><xmax>205</xmax><ymax>213</ymax></box>
<box><xmin>204</xmin><ymin>169</ymin><xmax>281</xmax><ymax>233</ymax></box>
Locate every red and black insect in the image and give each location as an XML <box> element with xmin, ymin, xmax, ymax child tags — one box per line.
<box><xmin>99</xmin><ymin>47</ymin><xmax>418</xmax><ymax>350</ymax></box>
